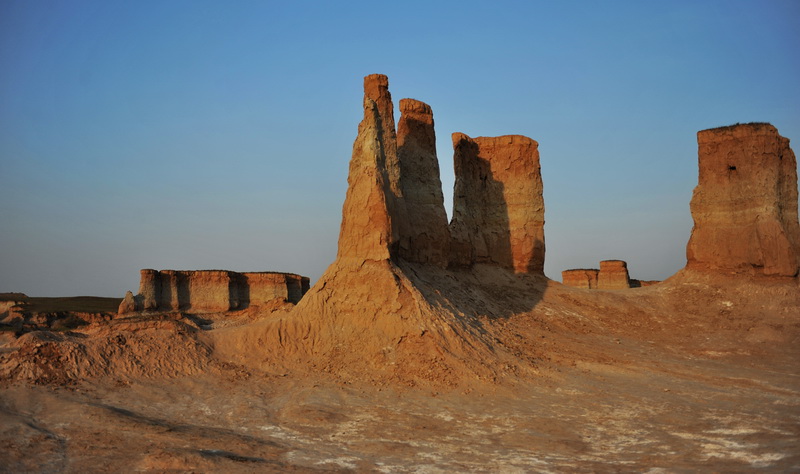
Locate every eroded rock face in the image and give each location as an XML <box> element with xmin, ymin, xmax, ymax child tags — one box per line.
<box><xmin>336</xmin><ymin>75</ymin><xmax>399</xmax><ymax>262</ymax></box>
<box><xmin>121</xmin><ymin>270</ymin><xmax>309</xmax><ymax>314</ymax></box>
<box><xmin>686</xmin><ymin>123</ymin><xmax>800</xmax><ymax>276</ymax></box>
<box><xmin>396</xmin><ymin>98</ymin><xmax>450</xmax><ymax>266</ymax></box>
<box><xmin>561</xmin><ymin>269</ymin><xmax>599</xmax><ymax>289</ymax></box>
<box><xmin>597</xmin><ymin>260</ymin><xmax>631</xmax><ymax>289</ymax></box>
<box><xmin>449</xmin><ymin>133</ymin><xmax>545</xmax><ymax>273</ymax></box>
<box><xmin>139</xmin><ymin>269</ymin><xmax>161</xmax><ymax>311</ymax></box>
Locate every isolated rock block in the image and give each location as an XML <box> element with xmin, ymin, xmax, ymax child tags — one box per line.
<box><xmin>449</xmin><ymin>133</ymin><xmax>545</xmax><ymax>273</ymax></box>
<box><xmin>597</xmin><ymin>260</ymin><xmax>631</xmax><ymax>289</ymax></box>
<box><xmin>118</xmin><ymin>291</ymin><xmax>136</xmax><ymax>315</ymax></box>
<box><xmin>561</xmin><ymin>269</ymin><xmax>599</xmax><ymax>289</ymax></box>
<box><xmin>686</xmin><ymin>123</ymin><xmax>800</xmax><ymax>276</ymax></box>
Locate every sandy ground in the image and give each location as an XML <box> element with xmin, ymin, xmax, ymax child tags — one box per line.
<box><xmin>1</xmin><ymin>270</ymin><xmax>798</xmax><ymax>472</ymax></box>
<box><xmin>1</xmin><ymin>353</ymin><xmax>798</xmax><ymax>472</ymax></box>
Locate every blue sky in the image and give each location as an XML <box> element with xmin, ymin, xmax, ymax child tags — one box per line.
<box><xmin>1</xmin><ymin>0</ymin><xmax>798</xmax><ymax>296</ymax></box>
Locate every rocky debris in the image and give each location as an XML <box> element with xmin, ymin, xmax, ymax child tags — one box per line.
<box><xmin>0</xmin><ymin>315</ymin><xmax>212</xmax><ymax>384</ymax></box>
<box><xmin>686</xmin><ymin>123</ymin><xmax>800</xmax><ymax>276</ymax></box>
<box><xmin>396</xmin><ymin>98</ymin><xmax>450</xmax><ymax>266</ymax></box>
<box><xmin>561</xmin><ymin>269</ymin><xmax>599</xmax><ymax>289</ymax></box>
<box><xmin>1</xmin><ymin>296</ymin><xmax>119</xmax><ymax>334</ymax></box>
<box><xmin>449</xmin><ymin>133</ymin><xmax>545</xmax><ymax>273</ymax></box>
<box><xmin>0</xmin><ymin>293</ymin><xmax>27</xmax><ymax>322</ymax></box>
<box><xmin>120</xmin><ymin>269</ymin><xmax>309</xmax><ymax>314</ymax></box>
<box><xmin>597</xmin><ymin>260</ymin><xmax>631</xmax><ymax>289</ymax></box>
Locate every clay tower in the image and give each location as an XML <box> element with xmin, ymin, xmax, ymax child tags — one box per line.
<box><xmin>686</xmin><ymin>123</ymin><xmax>800</xmax><ymax>276</ymax></box>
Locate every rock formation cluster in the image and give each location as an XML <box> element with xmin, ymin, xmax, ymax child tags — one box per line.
<box><xmin>686</xmin><ymin>123</ymin><xmax>800</xmax><ymax>276</ymax></box>
<box><xmin>2</xmin><ymin>73</ymin><xmax>800</xmax><ymax>397</ymax></box>
<box><xmin>562</xmin><ymin>260</ymin><xmax>658</xmax><ymax>289</ymax></box>
<box><xmin>337</xmin><ymin>74</ymin><xmax>545</xmax><ymax>272</ymax></box>
<box><xmin>119</xmin><ymin>269</ymin><xmax>309</xmax><ymax>314</ymax></box>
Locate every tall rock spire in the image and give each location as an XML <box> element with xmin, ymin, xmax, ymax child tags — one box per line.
<box><xmin>335</xmin><ymin>76</ymin><xmax>398</xmax><ymax>262</ymax></box>
<box><xmin>396</xmin><ymin>98</ymin><xmax>450</xmax><ymax>266</ymax></box>
<box><xmin>363</xmin><ymin>74</ymin><xmax>409</xmax><ymax>251</ymax></box>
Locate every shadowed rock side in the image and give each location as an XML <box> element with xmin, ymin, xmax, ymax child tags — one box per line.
<box><xmin>449</xmin><ymin>133</ymin><xmax>545</xmax><ymax>273</ymax></box>
<box><xmin>396</xmin><ymin>98</ymin><xmax>450</xmax><ymax>266</ymax></box>
<box><xmin>686</xmin><ymin>123</ymin><xmax>800</xmax><ymax>276</ymax></box>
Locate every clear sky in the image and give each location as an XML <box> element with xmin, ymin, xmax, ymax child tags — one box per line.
<box><xmin>1</xmin><ymin>0</ymin><xmax>798</xmax><ymax>296</ymax></box>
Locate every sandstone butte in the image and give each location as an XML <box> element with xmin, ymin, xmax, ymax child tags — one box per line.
<box><xmin>562</xmin><ymin>260</ymin><xmax>657</xmax><ymax>290</ymax></box>
<box><xmin>1</xmin><ymin>74</ymin><xmax>799</xmax><ymax>390</ymax></box>
<box><xmin>686</xmin><ymin>123</ymin><xmax>800</xmax><ymax>276</ymax></box>
<box><xmin>597</xmin><ymin>260</ymin><xmax>631</xmax><ymax>290</ymax></box>
<box><xmin>119</xmin><ymin>269</ymin><xmax>309</xmax><ymax>314</ymax></box>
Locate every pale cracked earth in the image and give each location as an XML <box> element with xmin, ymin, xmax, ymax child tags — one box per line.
<box><xmin>2</xmin><ymin>346</ymin><xmax>798</xmax><ymax>472</ymax></box>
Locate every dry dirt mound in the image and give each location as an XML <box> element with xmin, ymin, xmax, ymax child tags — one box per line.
<box><xmin>0</xmin><ymin>315</ymin><xmax>213</xmax><ymax>385</ymax></box>
<box><xmin>212</xmin><ymin>260</ymin><xmax>550</xmax><ymax>388</ymax></box>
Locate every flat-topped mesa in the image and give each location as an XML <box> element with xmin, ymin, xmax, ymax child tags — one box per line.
<box><xmin>119</xmin><ymin>269</ymin><xmax>309</xmax><ymax>314</ymax></box>
<box><xmin>686</xmin><ymin>123</ymin><xmax>800</xmax><ymax>276</ymax></box>
<box><xmin>396</xmin><ymin>98</ymin><xmax>450</xmax><ymax>266</ymax></box>
<box><xmin>449</xmin><ymin>133</ymin><xmax>545</xmax><ymax>273</ymax></box>
<box><xmin>597</xmin><ymin>260</ymin><xmax>631</xmax><ymax>289</ymax></box>
<box><xmin>561</xmin><ymin>269</ymin><xmax>599</xmax><ymax>289</ymax></box>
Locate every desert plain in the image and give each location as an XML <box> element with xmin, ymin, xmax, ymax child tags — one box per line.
<box><xmin>1</xmin><ymin>74</ymin><xmax>798</xmax><ymax>472</ymax></box>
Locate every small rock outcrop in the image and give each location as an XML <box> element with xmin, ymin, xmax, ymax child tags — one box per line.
<box><xmin>686</xmin><ymin>123</ymin><xmax>800</xmax><ymax>276</ymax></box>
<box><xmin>118</xmin><ymin>291</ymin><xmax>136</xmax><ymax>314</ymax></box>
<box><xmin>119</xmin><ymin>269</ymin><xmax>309</xmax><ymax>314</ymax></box>
<box><xmin>449</xmin><ymin>134</ymin><xmax>545</xmax><ymax>273</ymax></box>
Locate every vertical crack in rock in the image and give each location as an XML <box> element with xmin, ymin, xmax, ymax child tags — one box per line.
<box><xmin>686</xmin><ymin>123</ymin><xmax>800</xmax><ymax>276</ymax></box>
<box><xmin>449</xmin><ymin>133</ymin><xmax>545</xmax><ymax>273</ymax></box>
<box><xmin>396</xmin><ymin>98</ymin><xmax>450</xmax><ymax>266</ymax></box>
